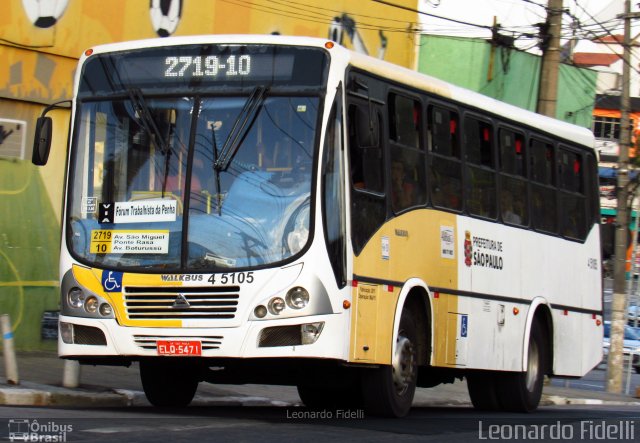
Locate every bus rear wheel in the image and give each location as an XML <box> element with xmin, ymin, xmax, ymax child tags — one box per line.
<box><xmin>361</xmin><ymin>310</ymin><xmax>418</xmax><ymax>417</ymax></box>
<box><xmin>466</xmin><ymin>371</ymin><xmax>500</xmax><ymax>411</ymax></box>
<box><xmin>140</xmin><ymin>358</ymin><xmax>200</xmax><ymax>407</ymax></box>
<box><xmin>467</xmin><ymin>318</ymin><xmax>548</xmax><ymax>412</ymax></box>
<box><xmin>497</xmin><ymin>319</ymin><xmax>547</xmax><ymax>412</ymax></box>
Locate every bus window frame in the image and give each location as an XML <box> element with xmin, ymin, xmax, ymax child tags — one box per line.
<box><xmin>497</xmin><ymin>123</ymin><xmax>529</xmax><ymax>228</ymax></box>
<box><xmin>426</xmin><ymin>99</ymin><xmax>463</xmax><ymax>213</ymax></box>
<box><xmin>557</xmin><ymin>144</ymin><xmax>588</xmax><ymax>241</ymax></box>
<box><xmin>387</xmin><ymin>88</ymin><xmax>426</xmax><ymax>214</ymax></box>
<box><xmin>529</xmin><ymin>134</ymin><xmax>559</xmax><ymax>236</ymax></box>
<box><xmin>462</xmin><ymin>111</ymin><xmax>498</xmax><ymax>221</ymax></box>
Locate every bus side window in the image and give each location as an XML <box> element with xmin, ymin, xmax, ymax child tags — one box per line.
<box><xmin>430</xmin><ymin>106</ymin><xmax>459</xmax><ymax>157</ymax></box>
<box><xmin>349</xmin><ymin>105</ymin><xmax>383</xmax><ymax>192</ymax></box>
<box><xmin>558</xmin><ymin>147</ymin><xmax>586</xmax><ymax>239</ymax></box>
<box><xmin>389</xmin><ymin>93</ymin><xmax>425</xmax><ymax>213</ymax></box>
<box><xmin>499</xmin><ymin>128</ymin><xmax>528</xmax><ymax>226</ymax></box>
<box><xmin>464</xmin><ymin>116</ymin><xmax>496</xmax><ymax>219</ymax></box>
<box><xmin>428</xmin><ymin>105</ymin><xmax>462</xmax><ymax>211</ymax></box>
<box><xmin>530</xmin><ymin>137</ymin><xmax>557</xmax><ymax>234</ymax></box>
<box><xmin>348</xmin><ymin>102</ymin><xmax>386</xmax><ymax>254</ymax></box>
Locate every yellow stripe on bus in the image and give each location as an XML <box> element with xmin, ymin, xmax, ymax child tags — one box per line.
<box><xmin>72</xmin><ymin>265</ymin><xmax>182</xmax><ymax>328</ymax></box>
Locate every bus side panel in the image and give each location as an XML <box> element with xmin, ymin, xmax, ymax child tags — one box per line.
<box><xmin>350</xmin><ymin>209</ymin><xmax>458</xmax><ymax>365</ymax></box>
<box><xmin>456</xmin><ymin>218</ymin><xmax>602</xmax><ymax>376</ymax></box>
<box><xmin>551</xmin><ymin>227</ymin><xmax>603</xmax><ymax>376</ymax></box>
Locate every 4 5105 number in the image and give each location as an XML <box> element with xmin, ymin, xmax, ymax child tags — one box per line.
<box><xmin>208</xmin><ymin>272</ymin><xmax>254</xmax><ymax>285</ymax></box>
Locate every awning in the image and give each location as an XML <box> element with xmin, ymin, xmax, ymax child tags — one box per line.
<box><xmin>599</xmin><ymin>166</ymin><xmax>639</xmax><ymax>179</ymax></box>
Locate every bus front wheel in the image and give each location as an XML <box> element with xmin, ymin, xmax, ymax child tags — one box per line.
<box><xmin>361</xmin><ymin>310</ymin><xmax>418</xmax><ymax>417</ymax></box>
<box><xmin>140</xmin><ymin>359</ymin><xmax>200</xmax><ymax>407</ymax></box>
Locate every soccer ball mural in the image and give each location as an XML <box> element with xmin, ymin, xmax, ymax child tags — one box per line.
<box><xmin>150</xmin><ymin>0</ymin><xmax>183</xmax><ymax>37</ymax></box>
<box><xmin>21</xmin><ymin>0</ymin><xmax>69</xmax><ymax>28</ymax></box>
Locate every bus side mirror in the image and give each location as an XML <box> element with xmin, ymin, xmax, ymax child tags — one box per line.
<box><xmin>32</xmin><ymin>116</ymin><xmax>52</xmax><ymax>166</ymax></box>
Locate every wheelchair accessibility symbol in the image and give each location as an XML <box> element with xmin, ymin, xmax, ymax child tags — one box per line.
<box><xmin>460</xmin><ymin>314</ymin><xmax>468</xmax><ymax>338</ymax></box>
<box><xmin>101</xmin><ymin>270</ymin><xmax>123</xmax><ymax>292</ymax></box>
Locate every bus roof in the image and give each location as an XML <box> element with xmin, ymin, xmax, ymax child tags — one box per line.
<box><xmin>346</xmin><ymin>50</ymin><xmax>595</xmax><ymax>150</ymax></box>
<box><xmin>82</xmin><ymin>34</ymin><xmax>595</xmax><ymax>150</ymax></box>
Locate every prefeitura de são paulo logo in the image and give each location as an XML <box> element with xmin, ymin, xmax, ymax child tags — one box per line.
<box><xmin>464</xmin><ymin>230</ymin><xmax>472</xmax><ymax>267</ymax></box>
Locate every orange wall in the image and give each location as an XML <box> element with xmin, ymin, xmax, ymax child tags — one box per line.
<box><xmin>2</xmin><ymin>0</ymin><xmax>419</xmax><ymax>103</ymax></box>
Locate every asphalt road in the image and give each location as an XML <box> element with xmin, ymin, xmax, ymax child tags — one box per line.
<box><xmin>0</xmin><ymin>403</ymin><xmax>637</xmax><ymax>442</ymax></box>
<box><xmin>552</xmin><ymin>365</ymin><xmax>640</xmax><ymax>394</ymax></box>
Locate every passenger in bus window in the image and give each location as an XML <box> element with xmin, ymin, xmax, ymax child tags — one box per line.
<box><xmin>391</xmin><ymin>160</ymin><xmax>415</xmax><ymax>211</ymax></box>
<box><xmin>432</xmin><ymin>172</ymin><xmax>461</xmax><ymax>210</ymax></box>
<box><xmin>501</xmin><ymin>189</ymin><xmax>522</xmax><ymax>225</ymax></box>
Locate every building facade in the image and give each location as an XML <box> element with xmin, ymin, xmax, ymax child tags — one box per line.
<box><xmin>416</xmin><ymin>34</ymin><xmax>598</xmax><ymax>129</ymax></box>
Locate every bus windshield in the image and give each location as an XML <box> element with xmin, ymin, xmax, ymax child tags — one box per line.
<box><xmin>68</xmin><ymin>88</ymin><xmax>320</xmax><ymax>272</ymax></box>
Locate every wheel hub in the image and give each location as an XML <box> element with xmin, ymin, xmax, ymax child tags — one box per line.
<box><xmin>392</xmin><ymin>335</ymin><xmax>416</xmax><ymax>395</ymax></box>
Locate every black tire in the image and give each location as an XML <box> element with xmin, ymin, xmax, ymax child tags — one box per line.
<box><xmin>496</xmin><ymin>319</ymin><xmax>548</xmax><ymax>412</ymax></box>
<box><xmin>361</xmin><ymin>310</ymin><xmax>418</xmax><ymax>417</ymax></box>
<box><xmin>467</xmin><ymin>371</ymin><xmax>501</xmax><ymax>411</ymax></box>
<box><xmin>297</xmin><ymin>383</ymin><xmax>363</xmax><ymax>409</ymax></box>
<box><xmin>140</xmin><ymin>359</ymin><xmax>200</xmax><ymax>407</ymax></box>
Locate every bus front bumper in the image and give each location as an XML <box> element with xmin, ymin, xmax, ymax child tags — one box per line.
<box><xmin>57</xmin><ymin>313</ymin><xmax>347</xmax><ymax>361</ymax></box>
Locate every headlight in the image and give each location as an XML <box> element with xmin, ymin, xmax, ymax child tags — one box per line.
<box><xmin>268</xmin><ymin>297</ymin><xmax>286</xmax><ymax>315</ymax></box>
<box><xmin>254</xmin><ymin>305</ymin><xmax>268</xmax><ymax>318</ymax></box>
<box><xmin>99</xmin><ymin>303</ymin><xmax>112</xmax><ymax>317</ymax></box>
<box><xmin>68</xmin><ymin>287</ymin><xmax>85</xmax><ymax>309</ymax></box>
<box><xmin>286</xmin><ymin>287</ymin><xmax>309</xmax><ymax>309</ymax></box>
<box><xmin>285</xmin><ymin>204</ymin><xmax>309</xmax><ymax>255</ymax></box>
<box><xmin>85</xmin><ymin>296</ymin><xmax>99</xmax><ymax>313</ymax></box>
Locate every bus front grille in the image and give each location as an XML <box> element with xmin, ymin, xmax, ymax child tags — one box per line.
<box><xmin>124</xmin><ymin>286</ymin><xmax>240</xmax><ymax>320</ymax></box>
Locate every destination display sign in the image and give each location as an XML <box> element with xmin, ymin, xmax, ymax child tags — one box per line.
<box><xmin>79</xmin><ymin>44</ymin><xmax>328</xmax><ymax>95</ymax></box>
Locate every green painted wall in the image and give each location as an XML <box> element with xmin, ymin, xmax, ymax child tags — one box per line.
<box><xmin>417</xmin><ymin>35</ymin><xmax>596</xmax><ymax>128</ymax></box>
<box><xmin>0</xmin><ymin>159</ymin><xmax>59</xmax><ymax>350</ymax></box>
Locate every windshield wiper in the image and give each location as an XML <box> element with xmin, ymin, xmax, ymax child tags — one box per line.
<box><xmin>126</xmin><ymin>88</ymin><xmax>174</xmax><ymax>196</ymax></box>
<box><xmin>214</xmin><ymin>86</ymin><xmax>267</xmax><ymax>172</ymax></box>
<box><xmin>210</xmin><ymin>123</ymin><xmax>222</xmax><ymax>215</ymax></box>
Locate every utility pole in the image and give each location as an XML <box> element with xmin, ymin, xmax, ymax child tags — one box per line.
<box><xmin>537</xmin><ymin>0</ymin><xmax>563</xmax><ymax>117</ymax></box>
<box><xmin>608</xmin><ymin>0</ymin><xmax>638</xmax><ymax>394</ymax></box>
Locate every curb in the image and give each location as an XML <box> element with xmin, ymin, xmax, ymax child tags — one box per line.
<box><xmin>543</xmin><ymin>394</ymin><xmax>640</xmax><ymax>407</ymax></box>
<box><xmin>0</xmin><ymin>385</ymin><xmax>296</xmax><ymax>408</ymax></box>
<box><xmin>0</xmin><ymin>386</ymin><xmax>130</xmax><ymax>408</ymax></box>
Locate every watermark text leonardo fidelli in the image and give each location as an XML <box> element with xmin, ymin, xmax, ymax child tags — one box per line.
<box><xmin>287</xmin><ymin>409</ymin><xmax>364</xmax><ymax>419</ymax></box>
<box><xmin>478</xmin><ymin>420</ymin><xmax>635</xmax><ymax>440</ymax></box>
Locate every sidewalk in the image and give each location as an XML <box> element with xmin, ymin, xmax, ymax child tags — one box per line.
<box><xmin>0</xmin><ymin>351</ymin><xmax>638</xmax><ymax>408</ymax></box>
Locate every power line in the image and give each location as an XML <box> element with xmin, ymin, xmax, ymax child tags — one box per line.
<box><xmin>219</xmin><ymin>0</ymin><xmax>418</xmax><ymax>34</ymax></box>
<box><xmin>373</xmin><ymin>0</ymin><xmax>493</xmax><ymax>30</ymax></box>
<box><xmin>267</xmin><ymin>0</ymin><xmax>417</xmax><ymax>26</ymax></box>
<box><xmin>566</xmin><ymin>0</ymin><xmax>640</xmax><ymax>75</ymax></box>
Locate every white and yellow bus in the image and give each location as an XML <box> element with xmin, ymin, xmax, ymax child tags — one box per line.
<box><xmin>33</xmin><ymin>35</ymin><xmax>603</xmax><ymax>417</ymax></box>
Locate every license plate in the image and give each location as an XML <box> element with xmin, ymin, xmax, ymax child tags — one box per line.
<box><xmin>157</xmin><ymin>340</ymin><xmax>202</xmax><ymax>356</ymax></box>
